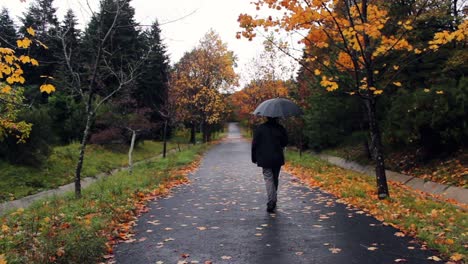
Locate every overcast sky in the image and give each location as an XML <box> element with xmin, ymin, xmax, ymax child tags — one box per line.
<box><xmin>0</xmin><ymin>0</ymin><xmax>301</xmax><ymax>87</ymax></box>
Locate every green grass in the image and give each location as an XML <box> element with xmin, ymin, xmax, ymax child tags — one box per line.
<box><xmin>0</xmin><ymin>141</ymin><xmax>179</xmax><ymax>201</ymax></box>
<box><xmin>0</xmin><ymin>143</ymin><xmax>209</xmax><ymax>264</ymax></box>
<box><xmin>286</xmin><ymin>149</ymin><xmax>467</xmax><ymax>261</ymax></box>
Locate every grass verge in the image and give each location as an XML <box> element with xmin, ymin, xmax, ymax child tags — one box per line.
<box><xmin>285</xmin><ymin>149</ymin><xmax>467</xmax><ymax>263</ymax></box>
<box><xmin>0</xmin><ymin>141</ymin><xmax>179</xmax><ymax>201</ymax></box>
<box><xmin>0</xmin><ymin>143</ymin><xmax>209</xmax><ymax>264</ymax></box>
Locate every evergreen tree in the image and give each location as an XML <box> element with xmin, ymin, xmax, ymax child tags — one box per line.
<box><xmin>19</xmin><ymin>0</ymin><xmax>60</xmax><ymax>86</ymax></box>
<box><xmin>82</xmin><ymin>0</ymin><xmax>142</xmax><ymax>85</ymax></box>
<box><xmin>135</xmin><ymin>20</ymin><xmax>170</xmax><ymax>130</ymax></box>
<box><xmin>0</xmin><ymin>8</ymin><xmax>17</xmax><ymax>47</ymax></box>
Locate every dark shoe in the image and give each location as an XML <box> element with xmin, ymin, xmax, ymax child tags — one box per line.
<box><xmin>266</xmin><ymin>202</ymin><xmax>275</xmax><ymax>213</ymax></box>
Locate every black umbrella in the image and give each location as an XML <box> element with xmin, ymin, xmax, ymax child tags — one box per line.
<box><xmin>252</xmin><ymin>97</ymin><xmax>303</xmax><ymax>118</ymax></box>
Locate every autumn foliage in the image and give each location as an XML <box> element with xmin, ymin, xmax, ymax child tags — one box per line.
<box><xmin>0</xmin><ymin>27</ymin><xmax>55</xmax><ymax>142</ymax></box>
<box><xmin>170</xmin><ymin>30</ymin><xmax>237</xmax><ymax>142</ymax></box>
<box><xmin>237</xmin><ymin>0</ymin><xmax>467</xmax><ymax>199</ymax></box>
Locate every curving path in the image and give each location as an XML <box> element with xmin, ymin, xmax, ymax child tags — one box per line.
<box><xmin>114</xmin><ymin>123</ymin><xmax>437</xmax><ymax>264</ymax></box>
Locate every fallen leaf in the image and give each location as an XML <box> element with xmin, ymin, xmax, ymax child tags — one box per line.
<box><xmin>181</xmin><ymin>253</ymin><xmax>190</xmax><ymax>258</ymax></box>
<box><xmin>450</xmin><ymin>253</ymin><xmax>463</xmax><ymax>261</ymax></box>
<box><xmin>329</xmin><ymin>247</ymin><xmax>341</xmax><ymax>254</ymax></box>
<box><xmin>427</xmin><ymin>256</ymin><xmax>442</xmax><ymax>261</ymax></box>
<box><xmin>394</xmin><ymin>259</ymin><xmax>407</xmax><ymax>262</ymax></box>
<box><xmin>56</xmin><ymin>247</ymin><xmax>65</xmax><ymax>257</ymax></box>
<box><xmin>197</xmin><ymin>226</ymin><xmax>207</xmax><ymax>231</ymax></box>
<box><xmin>221</xmin><ymin>256</ymin><xmax>232</xmax><ymax>260</ymax></box>
<box><xmin>394</xmin><ymin>232</ymin><xmax>405</xmax><ymax>237</ymax></box>
<box><xmin>295</xmin><ymin>252</ymin><xmax>304</xmax><ymax>256</ymax></box>
<box><xmin>367</xmin><ymin>247</ymin><xmax>378</xmax><ymax>251</ymax></box>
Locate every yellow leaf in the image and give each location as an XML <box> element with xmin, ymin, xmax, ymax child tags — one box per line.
<box><xmin>314</xmin><ymin>69</ymin><xmax>321</xmax><ymax>76</ymax></box>
<box><xmin>373</xmin><ymin>90</ymin><xmax>383</xmax><ymax>95</ymax></box>
<box><xmin>423</xmin><ymin>88</ymin><xmax>430</xmax><ymax>93</ymax></box>
<box><xmin>40</xmin><ymin>84</ymin><xmax>56</xmax><ymax>94</ymax></box>
<box><xmin>17</xmin><ymin>38</ymin><xmax>32</xmax><ymax>49</ymax></box>
<box><xmin>436</xmin><ymin>90</ymin><xmax>444</xmax><ymax>94</ymax></box>
<box><xmin>450</xmin><ymin>253</ymin><xmax>464</xmax><ymax>261</ymax></box>
<box><xmin>393</xmin><ymin>65</ymin><xmax>399</xmax><ymax>70</ymax></box>
<box><xmin>1</xmin><ymin>85</ymin><xmax>12</xmax><ymax>94</ymax></box>
<box><xmin>30</xmin><ymin>59</ymin><xmax>39</xmax><ymax>66</ymax></box>
<box><xmin>1</xmin><ymin>224</ymin><xmax>9</xmax><ymax>232</ymax></box>
<box><xmin>19</xmin><ymin>55</ymin><xmax>31</xmax><ymax>64</ymax></box>
<box><xmin>392</xmin><ymin>82</ymin><xmax>402</xmax><ymax>87</ymax></box>
<box><xmin>26</xmin><ymin>27</ymin><xmax>35</xmax><ymax>36</ymax></box>
<box><xmin>427</xmin><ymin>256</ymin><xmax>442</xmax><ymax>261</ymax></box>
<box><xmin>44</xmin><ymin>216</ymin><xmax>51</xmax><ymax>223</ymax></box>
<box><xmin>0</xmin><ymin>254</ymin><xmax>7</xmax><ymax>264</ymax></box>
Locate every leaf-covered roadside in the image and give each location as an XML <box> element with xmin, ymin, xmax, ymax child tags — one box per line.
<box><xmin>284</xmin><ymin>150</ymin><xmax>467</xmax><ymax>263</ymax></box>
<box><xmin>0</xmin><ymin>144</ymin><xmax>207</xmax><ymax>264</ymax></box>
<box><xmin>324</xmin><ymin>144</ymin><xmax>467</xmax><ymax>188</ymax></box>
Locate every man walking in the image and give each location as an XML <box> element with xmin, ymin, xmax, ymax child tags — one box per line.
<box><xmin>251</xmin><ymin>117</ymin><xmax>288</xmax><ymax>213</ymax></box>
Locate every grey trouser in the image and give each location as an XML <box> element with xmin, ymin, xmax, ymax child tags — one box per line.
<box><xmin>262</xmin><ymin>166</ymin><xmax>281</xmax><ymax>205</ymax></box>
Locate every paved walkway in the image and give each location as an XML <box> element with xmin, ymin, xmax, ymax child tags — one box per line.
<box><xmin>114</xmin><ymin>123</ymin><xmax>437</xmax><ymax>264</ymax></box>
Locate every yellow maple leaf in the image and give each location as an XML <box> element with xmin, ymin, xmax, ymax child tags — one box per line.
<box><xmin>19</xmin><ymin>55</ymin><xmax>31</xmax><ymax>64</ymax></box>
<box><xmin>26</xmin><ymin>27</ymin><xmax>35</xmax><ymax>36</ymax></box>
<box><xmin>393</xmin><ymin>65</ymin><xmax>399</xmax><ymax>70</ymax></box>
<box><xmin>436</xmin><ymin>90</ymin><xmax>444</xmax><ymax>94</ymax></box>
<box><xmin>423</xmin><ymin>88</ymin><xmax>430</xmax><ymax>93</ymax></box>
<box><xmin>30</xmin><ymin>59</ymin><xmax>39</xmax><ymax>66</ymax></box>
<box><xmin>17</xmin><ymin>38</ymin><xmax>32</xmax><ymax>49</ymax></box>
<box><xmin>373</xmin><ymin>90</ymin><xmax>383</xmax><ymax>95</ymax></box>
<box><xmin>392</xmin><ymin>82</ymin><xmax>402</xmax><ymax>87</ymax></box>
<box><xmin>314</xmin><ymin>69</ymin><xmax>321</xmax><ymax>76</ymax></box>
<box><xmin>40</xmin><ymin>84</ymin><xmax>56</xmax><ymax>94</ymax></box>
<box><xmin>1</xmin><ymin>85</ymin><xmax>12</xmax><ymax>94</ymax></box>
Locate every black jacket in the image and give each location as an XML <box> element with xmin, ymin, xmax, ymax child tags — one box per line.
<box><xmin>251</xmin><ymin>120</ymin><xmax>288</xmax><ymax>168</ymax></box>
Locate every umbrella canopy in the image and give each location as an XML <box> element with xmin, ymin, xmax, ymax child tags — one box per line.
<box><xmin>252</xmin><ymin>97</ymin><xmax>303</xmax><ymax>118</ymax></box>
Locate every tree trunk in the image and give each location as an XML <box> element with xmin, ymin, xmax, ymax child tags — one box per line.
<box><xmin>190</xmin><ymin>123</ymin><xmax>196</xmax><ymax>144</ymax></box>
<box><xmin>128</xmin><ymin>129</ymin><xmax>137</xmax><ymax>174</ymax></box>
<box><xmin>75</xmin><ymin>112</ymin><xmax>93</xmax><ymax>198</ymax></box>
<box><xmin>364</xmin><ymin>98</ymin><xmax>390</xmax><ymax>199</ymax></box>
<box><xmin>202</xmin><ymin>122</ymin><xmax>208</xmax><ymax>143</ymax></box>
<box><xmin>163</xmin><ymin>120</ymin><xmax>168</xmax><ymax>158</ymax></box>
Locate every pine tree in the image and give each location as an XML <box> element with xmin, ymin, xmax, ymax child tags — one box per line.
<box><xmin>82</xmin><ymin>0</ymin><xmax>142</xmax><ymax>96</ymax></box>
<box><xmin>135</xmin><ymin>20</ymin><xmax>170</xmax><ymax>129</ymax></box>
<box><xmin>0</xmin><ymin>8</ymin><xmax>17</xmax><ymax>47</ymax></box>
<box><xmin>19</xmin><ymin>0</ymin><xmax>60</xmax><ymax>86</ymax></box>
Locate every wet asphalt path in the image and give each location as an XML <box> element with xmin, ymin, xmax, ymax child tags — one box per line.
<box><xmin>114</xmin><ymin>123</ymin><xmax>436</xmax><ymax>264</ymax></box>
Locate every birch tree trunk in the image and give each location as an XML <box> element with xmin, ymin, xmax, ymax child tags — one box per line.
<box><xmin>128</xmin><ymin>129</ymin><xmax>137</xmax><ymax>174</ymax></box>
